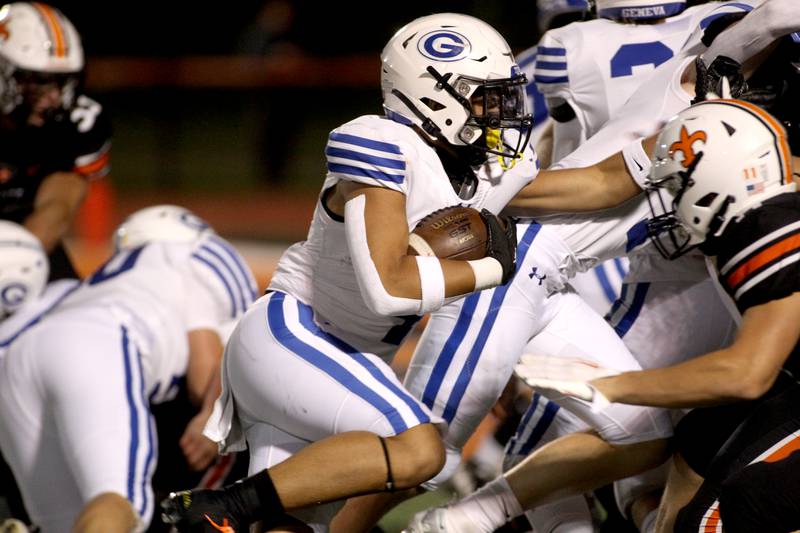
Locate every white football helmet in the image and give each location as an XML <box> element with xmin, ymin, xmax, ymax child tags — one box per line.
<box><xmin>646</xmin><ymin>99</ymin><xmax>795</xmax><ymax>259</ymax></box>
<box><xmin>381</xmin><ymin>13</ymin><xmax>532</xmax><ymax>163</ymax></box>
<box><xmin>538</xmin><ymin>0</ymin><xmax>590</xmax><ymax>33</ymax></box>
<box><xmin>0</xmin><ymin>220</ymin><xmax>47</xmax><ymax>318</ymax></box>
<box><xmin>114</xmin><ymin>205</ymin><xmax>214</xmax><ymax>251</ymax></box>
<box><xmin>0</xmin><ymin>2</ymin><xmax>83</xmax><ymax>117</ymax></box>
<box><xmin>594</xmin><ymin>0</ymin><xmax>686</xmax><ymax>21</ymax></box>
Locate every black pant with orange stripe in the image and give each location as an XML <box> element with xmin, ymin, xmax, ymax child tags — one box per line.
<box><xmin>673</xmin><ymin>375</ymin><xmax>800</xmax><ymax>532</ymax></box>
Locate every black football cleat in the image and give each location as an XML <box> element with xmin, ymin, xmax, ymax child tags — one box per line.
<box><xmin>161</xmin><ymin>489</ymin><xmax>242</xmax><ymax>533</ymax></box>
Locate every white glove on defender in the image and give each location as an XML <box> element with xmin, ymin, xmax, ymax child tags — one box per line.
<box><xmin>514</xmin><ymin>353</ymin><xmax>620</xmax><ymax>413</ymax></box>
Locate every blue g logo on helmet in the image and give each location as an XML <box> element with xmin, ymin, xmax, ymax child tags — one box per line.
<box><xmin>1</xmin><ymin>282</ymin><xmax>27</xmax><ymax>307</ymax></box>
<box><xmin>180</xmin><ymin>212</ymin><xmax>210</xmax><ymax>231</ymax></box>
<box><xmin>418</xmin><ymin>30</ymin><xmax>471</xmax><ymax>62</ymax></box>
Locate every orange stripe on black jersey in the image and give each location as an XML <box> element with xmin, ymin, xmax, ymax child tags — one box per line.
<box><xmin>764</xmin><ymin>433</ymin><xmax>800</xmax><ymax>463</ymax></box>
<box><xmin>73</xmin><ymin>152</ymin><xmax>110</xmax><ymax>178</ymax></box>
<box><xmin>699</xmin><ymin>502</ymin><xmax>722</xmax><ymax>532</ymax></box>
<box><xmin>696</xmin><ymin>99</ymin><xmax>793</xmax><ymax>184</ymax></box>
<box><xmin>724</xmin><ymin>232</ymin><xmax>800</xmax><ymax>291</ymax></box>
<box><xmin>32</xmin><ymin>3</ymin><xmax>66</xmax><ymax>57</ymax></box>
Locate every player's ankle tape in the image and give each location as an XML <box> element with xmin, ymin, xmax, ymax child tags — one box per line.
<box><xmin>225</xmin><ymin>470</ymin><xmax>285</xmax><ymax>523</ymax></box>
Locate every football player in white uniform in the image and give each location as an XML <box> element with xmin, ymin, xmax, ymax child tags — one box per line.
<box><xmin>160</xmin><ymin>13</ymin><xmax>531</xmax><ymax>533</ymax></box>
<box><xmin>533</xmin><ymin>0</ymin><xmax>757</xmax><ymax>318</ymax></box>
<box><xmin>0</xmin><ymin>205</ymin><xmax>258</xmax><ymax>533</ymax></box>
<box><xmin>517</xmin><ymin>99</ymin><xmax>800</xmax><ymax>532</ymax></box>
<box><xmin>404</xmin><ymin>3</ymin><xmax>800</xmax><ymax>531</ymax></box>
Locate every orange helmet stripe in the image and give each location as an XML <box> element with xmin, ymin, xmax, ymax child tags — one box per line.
<box><xmin>705</xmin><ymin>99</ymin><xmax>793</xmax><ymax>185</ymax></box>
<box><xmin>32</xmin><ymin>3</ymin><xmax>66</xmax><ymax>58</ymax></box>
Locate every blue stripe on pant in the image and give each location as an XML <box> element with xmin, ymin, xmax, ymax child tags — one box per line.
<box><xmin>421</xmin><ymin>222</ymin><xmax>542</xmax><ymax>423</ymax></box>
<box><xmin>607</xmin><ymin>283</ymin><xmax>650</xmax><ymax>338</ymax></box>
<box><xmin>121</xmin><ymin>325</ymin><xmax>154</xmax><ymax>517</ymax></box>
<box><xmin>266</xmin><ymin>292</ymin><xmax>430</xmax><ymax>435</ymax></box>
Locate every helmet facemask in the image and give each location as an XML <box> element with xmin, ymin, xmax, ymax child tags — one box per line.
<box><xmin>646</xmin><ymin>150</ymin><xmax>738</xmax><ymax>259</ymax></box>
<box><xmin>422</xmin><ymin>65</ymin><xmax>533</xmax><ymax>167</ymax></box>
<box><xmin>0</xmin><ymin>59</ymin><xmax>82</xmax><ymax>125</ymax></box>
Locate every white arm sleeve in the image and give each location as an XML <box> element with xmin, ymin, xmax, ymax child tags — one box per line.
<box><xmin>345</xmin><ymin>194</ymin><xmax>444</xmax><ymax>316</ymax></box>
<box><xmin>702</xmin><ymin>0</ymin><xmax>800</xmax><ymax>65</ymax></box>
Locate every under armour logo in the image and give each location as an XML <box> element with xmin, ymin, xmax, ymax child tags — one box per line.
<box><xmin>529</xmin><ymin>267</ymin><xmax>546</xmax><ymax>285</ymax></box>
<box><xmin>670</xmin><ymin>126</ymin><xmax>707</xmax><ymax>169</ymax></box>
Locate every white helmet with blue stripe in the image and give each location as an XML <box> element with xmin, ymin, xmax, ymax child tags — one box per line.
<box><xmin>537</xmin><ymin>0</ymin><xmax>590</xmax><ymax>33</ymax></box>
<box><xmin>0</xmin><ymin>220</ymin><xmax>47</xmax><ymax>318</ymax></box>
<box><xmin>381</xmin><ymin>13</ymin><xmax>532</xmax><ymax>163</ymax></box>
<box><xmin>595</xmin><ymin>0</ymin><xmax>686</xmax><ymax>21</ymax></box>
<box><xmin>114</xmin><ymin>205</ymin><xmax>214</xmax><ymax>251</ymax></box>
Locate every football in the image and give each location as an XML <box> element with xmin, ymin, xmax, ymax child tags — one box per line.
<box><xmin>408</xmin><ymin>206</ymin><xmax>488</xmax><ymax>261</ymax></box>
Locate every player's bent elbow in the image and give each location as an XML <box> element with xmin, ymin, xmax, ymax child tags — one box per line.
<box><xmin>360</xmin><ymin>283</ymin><xmax>420</xmax><ymax>317</ymax></box>
<box><xmin>736</xmin><ymin>371</ymin><xmax>779</xmax><ymax>401</ymax></box>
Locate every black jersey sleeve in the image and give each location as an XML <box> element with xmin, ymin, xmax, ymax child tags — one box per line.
<box><xmin>715</xmin><ymin>193</ymin><xmax>800</xmax><ymax>312</ymax></box>
<box><xmin>67</xmin><ymin>94</ymin><xmax>112</xmax><ymax>180</ymax></box>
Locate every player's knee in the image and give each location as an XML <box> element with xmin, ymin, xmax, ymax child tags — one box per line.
<box><xmin>72</xmin><ymin>492</ymin><xmax>140</xmax><ymax>533</ymax></box>
<box><xmin>387</xmin><ymin>424</ymin><xmax>446</xmax><ymax>488</ymax></box>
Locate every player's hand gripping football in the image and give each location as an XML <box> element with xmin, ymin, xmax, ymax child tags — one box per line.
<box><xmin>479</xmin><ymin>209</ymin><xmax>517</xmax><ymax>284</ymax></box>
<box><xmin>514</xmin><ymin>353</ymin><xmax>620</xmax><ymax>413</ymax></box>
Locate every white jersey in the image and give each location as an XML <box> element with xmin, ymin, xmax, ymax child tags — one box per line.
<box><xmin>269</xmin><ymin>114</ymin><xmax>537</xmax><ymax>359</ymax></box>
<box><xmin>48</xmin><ymin>235</ymin><xmax>257</xmax><ymax>404</ymax></box>
<box><xmin>0</xmin><ymin>279</ymin><xmax>80</xmax><ymax>355</ymax></box>
<box><xmin>535</xmin><ymin>1</ymin><xmax>756</xmax><ymax>160</ymax></box>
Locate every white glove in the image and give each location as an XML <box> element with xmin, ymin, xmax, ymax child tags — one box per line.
<box><xmin>514</xmin><ymin>353</ymin><xmax>620</xmax><ymax>412</ymax></box>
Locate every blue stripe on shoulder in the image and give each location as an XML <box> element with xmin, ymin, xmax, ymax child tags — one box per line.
<box><xmin>537</xmin><ymin>46</ymin><xmax>567</xmax><ymax>56</ymax></box>
<box><xmin>534</xmin><ymin>75</ymin><xmax>569</xmax><ymax>84</ymax></box>
<box><xmin>329</xmin><ymin>132</ymin><xmax>403</xmax><ymax>155</ymax></box>
<box><xmin>327</xmin><ymin>162</ymin><xmax>405</xmax><ymax>184</ymax></box>
<box><xmin>535</xmin><ymin>61</ymin><xmax>567</xmax><ymax>71</ymax></box>
<box><xmin>191</xmin><ymin>253</ymin><xmax>237</xmax><ymax>318</ymax></box>
<box><xmin>700</xmin><ymin>2</ymin><xmax>753</xmax><ymax>29</ymax></box>
<box><xmin>208</xmin><ymin>237</ymin><xmax>258</xmax><ymax>302</ymax></box>
<box><xmin>325</xmin><ymin>146</ymin><xmax>406</xmax><ymax>170</ymax></box>
<box><xmin>199</xmin><ymin>245</ymin><xmax>248</xmax><ymax>313</ymax></box>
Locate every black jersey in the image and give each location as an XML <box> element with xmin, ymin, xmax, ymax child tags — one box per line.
<box><xmin>712</xmin><ymin>192</ymin><xmax>800</xmax><ymax>373</ymax></box>
<box><xmin>0</xmin><ymin>93</ymin><xmax>111</xmax><ymax>224</ymax></box>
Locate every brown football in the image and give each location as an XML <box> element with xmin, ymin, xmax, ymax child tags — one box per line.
<box><xmin>408</xmin><ymin>206</ymin><xmax>487</xmax><ymax>261</ymax></box>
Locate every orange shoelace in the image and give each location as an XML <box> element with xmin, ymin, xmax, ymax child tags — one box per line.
<box><xmin>204</xmin><ymin>514</ymin><xmax>235</xmax><ymax>533</ymax></box>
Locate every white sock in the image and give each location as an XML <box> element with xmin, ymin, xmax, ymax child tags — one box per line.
<box><xmin>456</xmin><ymin>476</ymin><xmax>524</xmax><ymax>533</ymax></box>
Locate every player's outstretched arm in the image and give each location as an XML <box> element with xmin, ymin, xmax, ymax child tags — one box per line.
<box><xmin>338</xmin><ymin>181</ymin><xmax>514</xmax><ymax>316</ymax></box>
<box><xmin>24</xmin><ymin>171</ymin><xmax>87</xmax><ymax>252</ymax></box>
<box><xmin>507</xmin><ymin>136</ymin><xmax>656</xmax><ymax>214</ymax></box>
<box><xmin>592</xmin><ymin>292</ymin><xmax>800</xmax><ymax>408</ymax></box>
<box><xmin>180</xmin><ymin>328</ymin><xmax>224</xmax><ymax>471</ymax></box>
